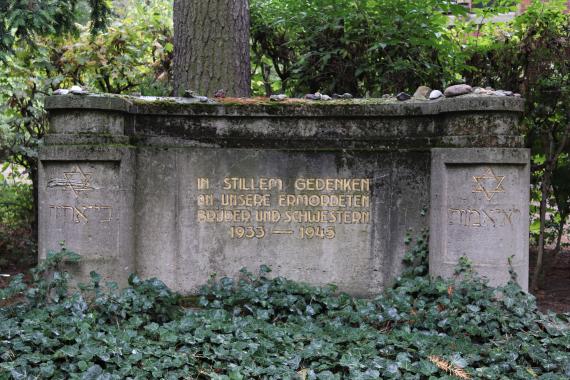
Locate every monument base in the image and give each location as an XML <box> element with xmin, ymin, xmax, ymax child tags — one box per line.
<box><xmin>40</xmin><ymin>94</ymin><xmax>529</xmax><ymax>294</ymax></box>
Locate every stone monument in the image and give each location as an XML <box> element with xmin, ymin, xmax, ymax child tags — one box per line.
<box><xmin>39</xmin><ymin>94</ymin><xmax>529</xmax><ymax>294</ymax></box>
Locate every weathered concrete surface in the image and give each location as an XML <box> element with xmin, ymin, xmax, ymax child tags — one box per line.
<box><xmin>134</xmin><ymin>148</ymin><xmax>428</xmax><ymax>295</ymax></box>
<box><xmin>40</xmin><ymin>94</ymin><xmax>527</xmax><ymax>294</ymax></box>
<box><xmin>430</xmin><ymin>148</ymin><xmax>530</xmax><ymax>290</ymax></box>
<box><xmin>38</xmin><ymin>113</ymin><xmax>136</xmax><ymax>287</ymax></box>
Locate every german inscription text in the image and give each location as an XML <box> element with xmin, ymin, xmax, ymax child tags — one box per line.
<box><xmin>195</xmin><ymin>177</ymin><xmax>372</xmax><ymax>240</ymax></box>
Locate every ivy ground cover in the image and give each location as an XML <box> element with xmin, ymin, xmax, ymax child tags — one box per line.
<box><xmin>1</xmin><ymin>242</ymin><xmax>569</xmax><ymax>379</ymax></box>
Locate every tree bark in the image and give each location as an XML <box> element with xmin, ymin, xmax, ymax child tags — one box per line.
<box><xmin>532</xmin><ymin>171</ymin><xmax>550</xmax><ymax>291</ymax></box>
<box><xmin>172</xmin><ymin>0</ymin><xmax>251</xmax><ymax>97</ymax></box>
<box><xmin>531</xmin><ymin>124</ymin><xmax>570</xmax><ymax>291</ymax></box>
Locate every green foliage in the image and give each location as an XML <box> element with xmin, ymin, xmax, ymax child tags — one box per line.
<box><xmin>518</xmin><ymin>1</ymin><xmax>570</xmax><ymax>286</ymax></box>
<box><xmin>0</xmin><ymin>170</ymin><xmax>32</xmax><ymax>229</ymax></box>
<box><xmin>529</xmin><ymin>154</ymin><xmax>570</xmax><ymax>249</ymax></box>
<box><xmin>0</xmin><ymin>245</ymin><xmax>80</xmax><ymax>307</ymax></box>
<box><xmin>1</xmin><ymin>243</ymin><xmax>569</xmax><ymax>379</ymax></box>
<box><xmin>54</xmin><ymin>0</ymin><xmax>172</xmax><ymax>94</ymax></box>
<box><xmin>250</xmin><ymin>0</ymin><xmax>469</xmax><ymax>96</ymax></box>
<box><xmin>88</xmin><ymin>0</ymin><xmax>112</xmax><ymax>34</ymax></box>
<box><xmin>27</xmin><ymin>246</ymin><xmax>81</xmax><ymax>306</ymax></box>
<box><xmin>83</xmin><ymin>272</ymin><xmax>182</xmax><ymax>325</ymax></box>
<box><xmin>0</xmin><ymin>0</ymin><xmax>79</xmax><ymax>56</ymax></box>
<box><xmin>552</xmin><ymin>157</ymin><xmax>570</xmax><ymax>226</ymax></box>
<box><xmin>458</xmin><ymin>0</ymin><xmax>570</xmax><ymax>286</ymax></box>
<box><xmin>0</xmin><ymin>0</ymin><xmax>173</xmax><ymax>169</ymax></box>
<box><xmin>0</xmin><ymin>0</ymin><xmax>111</xmax><ymax>58</ymax></box>
<box><xmin>0</xmin><ymin>0</ymin><xmax>173</xmax><ymax>255</ymax></box>
<box><xmin>0</xmin><ymin>165</ymin><xmax>34</xmax><ymax>269</ymax></box>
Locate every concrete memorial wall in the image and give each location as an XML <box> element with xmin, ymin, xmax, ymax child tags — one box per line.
<box><xmin>40</xmin><ymin>94</ymin><xmax>529</xmax><ymax>294</ymax></box>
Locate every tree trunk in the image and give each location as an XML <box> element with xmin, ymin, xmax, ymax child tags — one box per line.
<box><xmin>30</xmin><ymin>162</ymin><xmax>39</xmax><ymax>253</ymax></box>
<box><xmin>555</xmin><ymin>222</ymin><xmax>564</xmax><ymax>255</ymax></box>
<box><xmin>261</xmin><ymin>63</ymin><xmax>272</xmax><ymax>97</ymax></box>
<box><xmin>172</xmin><ymin>0</ymin><xmax>251</xmax><ymax>97</ymax></box>
<box><xmin>552</xmin><ymin>216</ymin><xmax>566</xmax><ymax>265</ymax></box>
<box><xmin>532</xmin><ymin>170</ymin><xmax>551</xmax><ymax>291</ymax></box>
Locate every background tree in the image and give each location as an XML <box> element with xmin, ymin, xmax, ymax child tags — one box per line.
<box><xmin>460</xmin><ymin>0</ymin><xmax>570</xmax><ymax>290</ymax></box>
<box><xmin>0</xmin><ymin>0</ymin><xmax>171</xmax><ymax>261</ymax></box>
<box><xmin>0</xmin><ymin>0</ymin><xmax>110</xmax><ymax>57</ymax></box>
<box><xmin>172</xmin><ymin>0</ymin><xmax>251</xmax><ymax>97</ymax></box>
<box><xmin>0</xmin><ymin>0</ymin><xmax>111</xmax><ymax>246</ymax></box>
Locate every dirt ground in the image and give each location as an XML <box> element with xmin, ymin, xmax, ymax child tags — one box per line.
<box><xmin>2</xmin><ymin>249</ymin><xmax>570</xmax><ymax>313</ymax></box>
<box><xmin>529</xmin><ymin>248</ymin><xmax>570</xmax><ymax>314</ymax></box>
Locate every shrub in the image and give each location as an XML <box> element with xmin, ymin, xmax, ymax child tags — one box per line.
<box><xmin>0</xmin><ymin>168</ymin><xmax>35</xmax><ymax>269</ymax></box>
<box><xmin>250</xmin><ymin>0</ymin><xmax>469</xmax><ymax>97</ymax></box>
<box><xmin>1</xmin><ymin>241</ymin><xmax>569</xmax><ymax>379</ymax></box>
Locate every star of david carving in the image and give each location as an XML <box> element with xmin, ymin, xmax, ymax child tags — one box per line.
<box><xmin>472</xmin><ymin>167</ymin><xmax>505</xmax><ymax>201</ymax></box>
<box><xmin>62</xmin><ymin>165</ymin><xmax>94</xmax><ymax>197</ymax></box>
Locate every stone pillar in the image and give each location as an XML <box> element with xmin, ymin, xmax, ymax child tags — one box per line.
<box><xmin>429</xmin><ymin>148</ymin><xmax>530</xmax><ymax>290</ymax></box>
<box><xmin>38</xmin><ymin>100</ymin><xmax>135</xmax><ymax>287</ymax></box>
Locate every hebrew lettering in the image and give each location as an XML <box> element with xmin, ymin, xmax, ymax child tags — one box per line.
<box><xmin>49</xmin><ymin>204</ymin><xmax>113</xmax><ymax>224</ymax></box>
<box><xmin>448</xmin><ymin>207</ymin><xmax>519</xmax><ymax>228</ymax></box>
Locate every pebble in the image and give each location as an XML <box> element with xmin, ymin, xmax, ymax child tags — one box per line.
<box><xmin>443</xmin><ymin>84</ymin><xmax>472</xmax><ymax>97</ymax></box>
<box><xmin>198</xmin><ymin>96</ymin><xmax>209</xmax><ymax>103</ymax></box>
<box><xmin>473</xmin><ymin>87</ymin><xmax>490</xmax><ymax>95</ymax></box>
<box><xmin>396</xmin><ymin>92</ymin><xmax>411</xmax><ymax>101</ymax></box>
<box><xmin>304</xmin><ymin>93</ymin><xmax>321</xmax><ymax>100</ymax></box>
<box><xmin>382</xmin><ymin>94</ymin><xmax>391</xmax><ymax>99</ymax></box>
<box><xmin>69</xmin><ymin>85</ymin><xmax>88</xmax><ymax>95</ymax></box>
<box><xmin>514</xmin><ymin>93</ymin><xmax>522</xmax><ymax>97</ymax></box>
<box><xmin>321</xmin><ymin>94</ymin><xmax>332</xmax><ymax>101</ymax></box>
<box><xmin>53</xmin><ymin>89</ymin><xmax>69</xmax><ymax>95</ymax></box>
<box><xmin>473</xmin><ymin>87</ymin><xmax>517</xmax><ymax>97</ymax></box>
<box><xmin>214</xmin><ymin>89</ymin><xmax>226</xmax><ymax>98</ymax></box>
<box><xmin>333</xmin><ymin>93</ymin><xmax>354</xmax><ymax>99</ymax></box>
<box><xmin>413</xmin><ymin>86</ymin><xmax>431</xmax><ymax>99</ymax></box>
<box><xmin>183</xmin><ymin>90</ymin><xmax>196</xmax><ymax>98</ymax></box>
<box><xmin>498</xmin><ymin>90</ymin><xmax>513</xmax><ymax>96</ymax></box>
<box><xmin>429</xmin><ymin>90</ymin><xmax>443</xmax><ymax>100</ymax></box>
<box><xmin>269</xmin><ymin>94</ymin><xmax>288</xmax><ymax>101</ymax></box>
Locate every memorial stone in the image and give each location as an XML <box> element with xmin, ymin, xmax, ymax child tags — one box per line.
<box><xmin>39</xmin><ymin>94</ymin><xmax>529</xmax><ymax>294</ymax></box>
<box><xmin>430</xmin><ymin>148</ymin><xmax>529</xmax><ymax>289</ymax></box>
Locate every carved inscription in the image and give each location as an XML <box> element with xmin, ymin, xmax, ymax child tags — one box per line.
<box><xmin>448</xmin><ymin>207</ymin><xmax>519</xmax><ymax>228</ymax></box>
<box><xmin>448</xmin><ymin>166</ymin><xmax>517</xmax><ymax>228</ymax></box>
<box><xmin>47</xmin><ymin>165</ymin><xmax>95</xmax><ymax>197</ymax></box>
<box><xmin>46</xmin><ymin>164</ymin><xmax>117</xmax><ymax>225</ymax></box>
<box><xmin>472</xmin><ymin>167</ymin><xmax>506</xmax><ymax>201</ymax></box>
<box><xmin>49</xmin><ymin>204</ymin><xmax>113</xmax><ymax>224</ymax></box>
<box><xmin>195</xmin><ymin>177</ymin><xmax>372</xmax><ymax>240</ymax></box>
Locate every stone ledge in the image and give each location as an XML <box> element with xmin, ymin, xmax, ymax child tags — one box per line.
<box><xmin>44</xmin><ymin>134</ymin><xmax>131</xmax><ymax>146</ymax></box>
<box><xmin>45</xmin><ymin>93</ymin><xmax>524</xmax><ymax>117</ymax></box>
